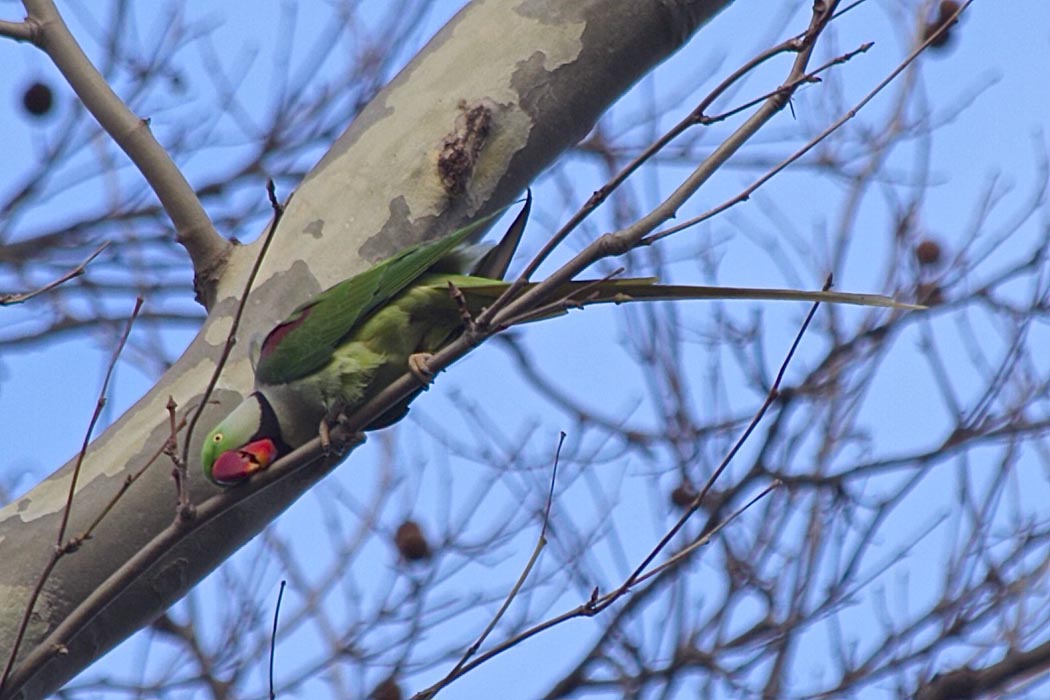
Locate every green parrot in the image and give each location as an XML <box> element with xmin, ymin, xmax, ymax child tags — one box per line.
<box><xmin>202</xmin><ymin>203</ymin><xmax>915</xmax><ymax>485</ymax></box>
<box><xmin>202</xmin><ymin>203</ymin><xmax>531</xmax><ymax>484</ymax></box>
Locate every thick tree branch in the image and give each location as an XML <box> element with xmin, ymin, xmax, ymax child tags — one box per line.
<box><xmin>15</xmin><ymin>0</ymin><xmax>229</xmax><ymax>308</ymax></box>
<box><xmin>0</xmin><ymin>2</ymin><xmax>731</xmax><ymax>698</ymax></box>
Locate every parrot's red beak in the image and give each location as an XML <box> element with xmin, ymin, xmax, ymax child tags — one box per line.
<box><xmin>211</xmin><ymin>438</ymin><xmax>278</xmax><ymax>484</ymax></box>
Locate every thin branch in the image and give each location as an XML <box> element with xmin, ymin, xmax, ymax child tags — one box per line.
<box><xmin>3</xmin><ymin>183</ymin><xmax>279</xmax><ymax>698</ymax></box>
<box><xmin>0</xmin><ymin>242</ymin><xmax>109</xmax><ymax>306</ymax></box>
<box><xmin>0</xmin><ymin>431</ymin><xmax>357</xmax><ymax>699</ymax></box>
<box><xmin>0</xmin><ymin>19</ymin><xmax>35</xmax><ymax>41</ymax></box>
<box><xmin>481</xmin><ymin>1</ymin><xmax>842</xmax><ymax>330</ymax></box>
<box><xmin>645</xmin><ymin>1</ymin><xmax>977</xmax><ymax>244</ymax></box>
<box><xmin>270</xmin><ymin>580</ymin><xmax>287</xmax><ymax>700</ymax></box>
<box><xmin>406</xmin><ymin>276</ymin><xmax>826</xmax><ymax>693</ymax></box>
<box><xmin>607</xmin><ymin>276</ymin><xmax>829</xmax><ymax>601</ymax></box>
<box><xmin>18</xmin><ymin>0</ymin><xmax>228</xmax><ymax>306</ymax></box>
<box><xmin>480</xmin><ymin>5</ymin><xmax>847</xmax><ymax>323</ymax></box>
<box><xmin>446</xmin><ymin>479</ymin><xmax>783</xmax><ymax>685</ymax></box>
<box><xmin>180</xmin><ymin>180</ymin><xmax>286</xmax><ymax>475</ymax></box>
<box><xmin>415</xmin><ymin>433</ymin><xmax>567</xmax><ymax>700</ymax></box>
<box><xmin>0</xmin><ymin>297</ymin><xmax>143</xmax><ymax>696</ymax></box>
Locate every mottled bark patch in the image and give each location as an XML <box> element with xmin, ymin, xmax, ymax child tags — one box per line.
<box><xmin>438</xmin><ymin>100</ymin><xmax>494</xmax><ymax>197</ymax></box>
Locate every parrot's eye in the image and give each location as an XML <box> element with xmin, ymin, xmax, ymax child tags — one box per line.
<box><xmin>212</xmin><ymin>433</ymin><xmax>224</xmax><ymax>443</ymax></box>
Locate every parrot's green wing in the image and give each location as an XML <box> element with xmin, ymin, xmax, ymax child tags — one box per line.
<box><xmin>255</xmin><ymin>213</ymin><xmax>501</xmax><ymax>386</ymax></box>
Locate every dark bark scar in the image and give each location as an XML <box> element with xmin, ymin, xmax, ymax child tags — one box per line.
<box><xmin>437</xmin><ymin>100</ymin><xmax>494</xmax><ymax>196</ymax></box>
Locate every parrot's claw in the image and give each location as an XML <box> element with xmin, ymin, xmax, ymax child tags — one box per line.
<box><xmin>319</xmin><ymin>418</ymin><xmax>331</xmax><ymax>453</ymax></box>
<box><xmin>408</xmin><ymin>353</ymin><xmax>434</xmax><ymax>385</ymax></box>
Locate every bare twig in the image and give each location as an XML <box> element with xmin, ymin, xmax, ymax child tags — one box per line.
<box><xmin>415</xmin><ymin>433</ymin><xmax>567</xmax><ymax>700</ymax></box>
<box><xmin>16</xmin><ymin>0</ymin><xmax>227</xmax><ymax>304</ymax></box>
<box><xmin>0</xmin><ymin>297</ymin><xmax>143</xmax><ymax>695</ymax></box>
<box><xmin>0</xmin><ymin>19</ymin><xmax>35</xmax><ymax>41</ymax></box>
<box><xmin>408</xmin><ymin>277</ymin><xmax>826</xmax><ymax>693</ymax></box>
<box><xmin>0</xmin><ymin>242</ymin><xmax>109</xmax><ymax>306</ymax></box>
<box><xmin>483</xmin><ymin>1</ymin><xmax>842</xmax><ymax>331</ymax></box>
<box><xmin>164</xmin><ymin>397</ymin><xmax>195</xmax><ymax>520</ymax></box>
<box><xmin>0</xmin><ymin>431</ymin><xmax>358</xmax><ymax>699</ymax></box>
<box><xmin>473</xmin><ymin>275</ymin><xmax>831</xmax><ymax>691</ymax></box>
<box><xmin>645</xmin><ymin>1</ymin><xmax>976</xmax><ymax>245</ymax></box>
<box><xmin>446</xmin><ymin>280</ymin><xmax>476</xmax><ymax>335</ymax></box>
<box><xmin>442</xmin><ymin>474</ymin><xmax>783</xmax><ymax>685</ymax></box>
<box><xmin>480</xmin><ymin>7</ymin><xmax>853</xmax><ymax>323</ymax></box>
<box><xmin>612</xmin><ymin>277</ymin><xmax>829</xmax><ymax>595</ymax></box>
<box><xmin>1</xmin><ymin>179</ymin><xmax>282</xmax><ymax>700</ymax></box>
<box><xmin>180</xmin><ymin>179</ymin><xmax>286</xmax><ymax>474</ymax></box>
<box><xmin>270</xmin><ymin>580</ymin><xmax>287</xmax><ymax>700</ymax></box>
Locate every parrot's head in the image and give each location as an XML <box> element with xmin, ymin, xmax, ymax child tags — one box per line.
<box><xmin>201</xmin><ymin>392</ymin><xmax>285</xmax><ymax>485</ymax></box>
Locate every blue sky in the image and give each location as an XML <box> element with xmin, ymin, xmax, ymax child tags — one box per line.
<box><xmin>2</xmin><ymin>1</ymin><xmax>1049</xmax><ymax>698</ymax></box>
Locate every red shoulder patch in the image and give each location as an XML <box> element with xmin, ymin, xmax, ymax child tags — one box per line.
<box><xmin>260</xmin><ymin>305</ymin><xmax>314</xmax><ymax>359</ymax></box>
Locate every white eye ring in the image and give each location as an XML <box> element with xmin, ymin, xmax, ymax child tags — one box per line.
<box><xmin>213</xmin><ymin>433</ymin><xmax>224</xmax><ymax>443</ymax></box>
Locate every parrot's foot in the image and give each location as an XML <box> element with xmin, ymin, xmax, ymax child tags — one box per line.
<box><xmin>408</xmin><ymin>353</ymin><xmax>434</xmax><ymax>384</ymax></box>
<box><xmin>319</xmin><ymin>414</ymin><xmax>353</xmax><ymax>456</ymax></box>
